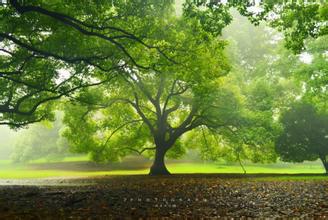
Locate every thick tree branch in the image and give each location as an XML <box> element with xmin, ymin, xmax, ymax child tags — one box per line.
<box><xmin>8</xmin><ymin>0</ymin><xmax>176</xmax><ymax>68</ymax></box>
<box><xmin>1</xmin><ymin>77</ymin><xmax>114</xmax><ymax>116</ymax></box>
<box><xmin>0</xmin><ymin>33</ymin><xmax>117</xmax><ymax>72</ymax></box>
<box><xmin>132</xmin><ymin>92</ymin><xmax>155</xmax><ymax>135</ymax></box>
<box><xmin>155</xmin><ymin>74</ymin><xmax>165</xmax><ymax>102</ymax></box>
<box><xmin>163</xmin><ymin>79</ymin><xmax>178</xmax><ymax>112</ymax></box>
<box><xmin>0</xmin><ymin>48</ymin><xmax>14</xmax><ymax>56</ymax></box>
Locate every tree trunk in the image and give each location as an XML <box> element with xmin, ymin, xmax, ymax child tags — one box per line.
<box><xmin>323</xmin><ymin>162</ymin><xmax>328</xmax><ymax>174</ymax></box>
<box><xmin>149</xmin><ymin>147</ymin><xmax>170</xmax><ymax>175</ymax></box>
<box><xmin>322</xmin><ymin>162</ymin><xmax>328</xmax><ymax>175</ymax></box>
<box><xmin>319</xmin><ymin>156</ymin><xmax>328</xmax><ymax>174</ymax></box>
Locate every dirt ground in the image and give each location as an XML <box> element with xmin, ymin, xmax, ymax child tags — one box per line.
<box><xmin>0</xmin><ymin>174</ymin><xmax>327</xmax><ymax>219</ymax></box>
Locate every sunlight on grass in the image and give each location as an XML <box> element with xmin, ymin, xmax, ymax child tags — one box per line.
<box><xmin>167</xmin><ymin>162</ymin><xmax>325</xmax><ymax>174</ymax></box>
<box><xmin>30</xmin><ymin>155</ymin><xmax>89</xmax><ymax>164</ymax></box>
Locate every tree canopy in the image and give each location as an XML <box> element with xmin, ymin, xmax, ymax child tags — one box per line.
<box><xmin>0</xmin><ymin>0</ymin><xmax>327</xmax><ymax>127</ymax></box>
<box><xmin>185</xmin><ymin>0</ymin><xmax>328</xmax><ymax>53</ymax></box>
<box><xmin>0</xmin><ymin>0</ymin><xmax>175</xmax><ymax>127</ymax></box>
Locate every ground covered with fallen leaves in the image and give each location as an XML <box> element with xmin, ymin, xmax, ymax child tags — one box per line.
<box><xmin>0</xmin><ymin>174</ymin><xmax>327</xmax><ymax>219</ymax></box>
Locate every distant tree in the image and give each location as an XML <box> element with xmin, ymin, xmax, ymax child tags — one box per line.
<box><xmin>275</xmin><ymin>103</ymin><xmax>328</xmax><ymax>174</ymax></box>
<box><xmin>183</xmin><ymin>79</ymin><xmax>281</xmax><ymax>174</ymax></box>
<box><xmin>11</xmin><ymin>113</ymin><xmax>69</xmax><ymax>162</ymax></box>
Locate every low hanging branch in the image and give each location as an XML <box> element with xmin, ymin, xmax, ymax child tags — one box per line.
<box><xmin>0</xmin><ymin>33</ymin><xmax>117</xmax><ymax>72</ymax></box>
<box><xmin>123</xmin><ymin>147</ymin><xmax>156</xmax><ymax>155</ymax></box>
<box><xmin>0</xmin><ymin>114</ymin><xmax>47</xmax><ymax>127</ymax></box>
<box><xmin>0</xmin><ymin>74</ymin><xmax>116</xmax><ymax>130</ymax></box>
<box><xmin>102</xmin><ymin>119</ymin><xmax>144</xmax><ymax>148</ymax></box>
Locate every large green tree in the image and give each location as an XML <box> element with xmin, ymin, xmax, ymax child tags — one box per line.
<box><xmin>62</xmin><ymin>17</ymin><xmax>242</xmax><ymax>175</ymax></box>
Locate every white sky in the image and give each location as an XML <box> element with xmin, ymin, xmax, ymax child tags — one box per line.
<box><xmin>299</xmin><ymin>52</ymin><xmax>313</xmax><ymax>64</ymax></box>
<box><xmin>55</xmin><ymin>68</ymin><xmax>71</xmax><ymax>85</ymax></box>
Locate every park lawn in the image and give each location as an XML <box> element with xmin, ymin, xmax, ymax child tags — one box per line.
<box><xmin>0</xmin><ymin>169</ymin><xmax>149</xmax><ymax>179</ymax></box>
<box><xmin>0</xmin><ymin>156</ymin><xmax>326</xmax><ymax>179</ymax></box>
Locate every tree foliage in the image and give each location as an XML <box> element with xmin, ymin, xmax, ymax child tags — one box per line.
<box><xmin>0</xmin><ymin>0</ymin><xmax>175</xmax><ymax>127</ymax></box>
<box><xmin>275</xmin><ymin>103</ymin><xmax>328</xmax><ymax>173</ymax></box>
<box><xmin>185</xmin><ymin>0</ymin><xmax>327</xmax><ymax>53</ymax></box>
<box><xmin>295</xmin><ymin>36</ymin><xmax>328</xmax><ymax>112</ymax></box>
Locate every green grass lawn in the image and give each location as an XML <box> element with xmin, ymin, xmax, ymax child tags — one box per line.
<box><xmin>0</xmin><ymin>157</ymin><xmax>326</xmax><ymax>179</ymax></box>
